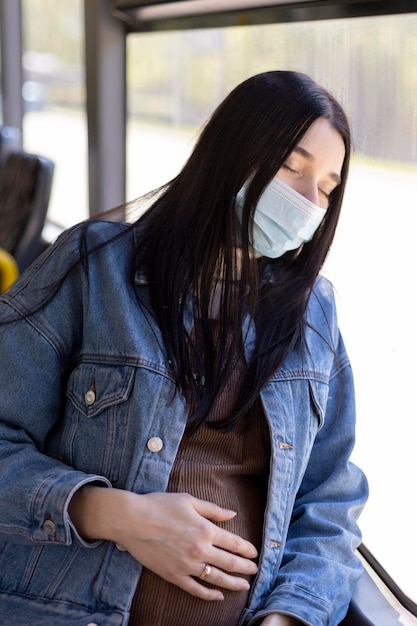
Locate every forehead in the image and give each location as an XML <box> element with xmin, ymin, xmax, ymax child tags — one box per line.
<box><xmin>297</xmin><ymin>118</ymin><xmax>345</xmax><ymax>178</ymax></box>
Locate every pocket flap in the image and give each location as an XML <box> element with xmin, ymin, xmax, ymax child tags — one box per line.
<box><xmin>66</xmin><ymin>363</ymin><xmax>135</xmax><ymax>418</ymax></box>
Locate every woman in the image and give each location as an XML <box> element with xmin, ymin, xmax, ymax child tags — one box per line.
<box><xmin>0</xmin><ymin>71</ymin><xmax>368</xmax><ymax>626</ymax></box>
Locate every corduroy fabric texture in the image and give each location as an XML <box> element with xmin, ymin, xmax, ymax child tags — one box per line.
<box><xmin>129</xmin><ymin>350</ymin><xmax>270</xmax><ymax>626</ymax></box>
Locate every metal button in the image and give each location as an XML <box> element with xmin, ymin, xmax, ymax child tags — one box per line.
<box><xmin>43</xmin><ymin>519</ymin><xmax>57</xmax><ymax>537</ymax></box>
<box><xmin>85</xmin><ymin>390</ymin><xmax>96</xmax><ymax>405</ymax></box>
<box><xmin>86</xmin><ymin>623</ymin><xmax>99</xmax><ymax>626</ymax></box>
<box><xmin>115</xmin><ymin>543</ymin><xmax>126</xmax><ymax>551</ymax></box>
<box><xmin>278</xmin><ymin>440</ymin><xmax>293</xmax><ymax>450</ymax></box>
<box><xmin>147</xmin><ymin>437</ymin><xmax>163</xmax><ymax>452</ymax></box>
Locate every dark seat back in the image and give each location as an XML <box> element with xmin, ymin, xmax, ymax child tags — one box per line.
<box><xmin>0</xmin><ymin>126</ymin><xmax>21</xmax><ymax>170</ymax></box>
<box><xmin>0</xmin><ymin>151</ymin><xmax>54</xmax><ymax>271</ymax></box>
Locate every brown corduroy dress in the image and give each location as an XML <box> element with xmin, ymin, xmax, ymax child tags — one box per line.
<box><xmin>129</xmin><ymin>349</ymin><xmax>271</xmax><ymax>626</ymax></box>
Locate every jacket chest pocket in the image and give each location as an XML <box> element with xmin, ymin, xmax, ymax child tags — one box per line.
<box><xmin>62</xmin><ymin>363</ymin><xmax>136</xmax><ymax>485</ymax></box>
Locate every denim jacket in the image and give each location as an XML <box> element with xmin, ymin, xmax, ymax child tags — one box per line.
<box><xmin>0</xmin><ymin>221</ymin><xmax>368</xmax><ymax>626</ymax></box>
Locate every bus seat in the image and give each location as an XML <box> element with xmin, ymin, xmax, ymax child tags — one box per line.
<box><xmin>0</xmin><ymin>247</ymin><xmax>19</xmax><ymax>293</ymax></box>
<box><xmin>0</xmin><ymin>126</ymin><xmax>21</xmax><ymax>170</ymax></box>
<box><xmin>0</xmin><ymin>151</ymin><xmax>54</xmax><ymax>272</ymax></box>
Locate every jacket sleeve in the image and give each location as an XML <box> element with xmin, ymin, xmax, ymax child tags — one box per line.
<box><xmin>0</xmin><ymin>228</ymin><xmax>111</xmax><ymax>548</ymax></box>
<box><xmin>251</xmin><ymin>282</ymin><xmax>369</xmax><ymax>626</ymax></box>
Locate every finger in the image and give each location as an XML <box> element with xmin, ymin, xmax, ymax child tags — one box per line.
<box><xmin>208</xmin><ymin>545</ymin><xmax>258</xmax><ymax>576</ymax></box>
<box><xmin>192</xmin><ymin>497</ymin><xmax>238</xmax><ymax>523</ymax></box>
<box><xmin>211</xmin><ymin>525</ymin><xmax>258</xmax><ymax>560</ymax></box>
<box><xmin>185</xmin><ymin>496</ymin><xmax>258</xmax><ymax>559</ymax></box>
<box><xmin>179</xmin><ymin>576</ymin><xmax>225</xmax><ymax>602</ymax></box>
<box><xmin>196</xmin><ymin>564</ymin><xmax>251</xmax><ymax>592</ymax></box>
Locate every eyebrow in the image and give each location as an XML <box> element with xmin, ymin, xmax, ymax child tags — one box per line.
<box><xmin>293</xmin><ymin>146</ymin><xmax>342</xmax><ymax>185</ymax></box>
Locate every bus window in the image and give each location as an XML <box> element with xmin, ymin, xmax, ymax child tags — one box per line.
<box><xmin>9</xmin><ymin>2</ymin><xmax>417</xmax><ymax>605</ymax></box>
<box><xmin>21</xmin><ymin>0</ymin><xmax>87</xmax><ymax>230</ymax></box>
<box><xmin>126</xmin><ymin>12</ymin><xmax>417</xmax><ymax>602</ymax></box>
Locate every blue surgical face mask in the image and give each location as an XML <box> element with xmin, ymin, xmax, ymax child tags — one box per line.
<box><xmin>235</xmin><ymin>176</ymin><xmax>326</xmax><ymax>258</ymax></box>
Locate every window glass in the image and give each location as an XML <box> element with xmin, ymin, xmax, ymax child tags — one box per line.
<box><xmin>21</xmin><ymin>0</ymin><xmax>86</xmax><ymax>230</ymax></box>
<box><xmin>0</xmin><ymin>35</ymin><xmax>2</xmax><ymax>120</ymax></box>
<box><xmin>127</xmin><ymin>13</ymin><xmax>417</xmax><ymax>601</ymax></box>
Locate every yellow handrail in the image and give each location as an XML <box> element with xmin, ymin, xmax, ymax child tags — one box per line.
<box><xmin>0</xmin><ymin>248</ymin><xmax>19</xmax><ymax>293</ymax></box>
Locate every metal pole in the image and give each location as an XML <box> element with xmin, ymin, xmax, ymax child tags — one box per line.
<box><xmin>84</xmin><ymin>0</ymin><xmax>127</xmax><ymax>216</ymax></box>
<box><xmin>0</xmin><ymin>0</ymin><xmax>24</xmax><ymax>136</ymax></box>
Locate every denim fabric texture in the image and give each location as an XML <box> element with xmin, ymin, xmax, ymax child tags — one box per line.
<box><xmin>0</xmin><ymin>221</ymin><xmax>368</xmax><ymax>626</ymax></box>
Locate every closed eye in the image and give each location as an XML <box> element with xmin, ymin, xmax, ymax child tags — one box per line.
<box><xmin>320</xmin><ymin>182</ymin><xmax>340</xmax><ymax>201</ymax></box>
<box><xmin>282</xmin><ymin>163</ymin><xmax>299</xmax><ymax>174</ymax></box>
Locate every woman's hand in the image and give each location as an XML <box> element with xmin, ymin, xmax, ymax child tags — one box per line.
<box><xmin>69</xmin><ymin>486</ymin><xmax>258</xmax><ymax>601</ymax></box>
<box><xmin>261</xmin><ymin>615</ymin><xmax>303</xmax><ymax>626</ymax></box>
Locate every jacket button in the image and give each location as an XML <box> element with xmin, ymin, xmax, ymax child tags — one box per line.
<box><xmin>85</xmin><ymin>390</ymin><xmax>96</xmax><ymax>405</ymax></box>
<box><xmin>116</xmin><ymin>543</ymin><xmax>126</xmax><ymax>551</ymax></box>
<box><xmin>147</xmin><ymin>437</ymin><xmax>163</xmax><ymax>452</ymax></box>
<box><xmin>86</xmin><ymin>623</ymin><xmax>99</xmax><ymax>626</ymax></box>
<box><xmin>43</xmin><ymin>519</ymin><xmax>57</xmax><ymax>537</ymax></box>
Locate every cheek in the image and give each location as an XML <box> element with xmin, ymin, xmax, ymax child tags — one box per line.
<box><xmin>275</xmin><ymin>169</ymin><xmax>299</xmax><ymax>192</ymax></box>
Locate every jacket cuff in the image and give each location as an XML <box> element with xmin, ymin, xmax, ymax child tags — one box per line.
<box><xmin>248</xmin><ymin>583</ymin><xmax>334</xmax><ymax>626</ymax></box>
<box><xmin>31</xmin><ymin>471</ymin><xmax>112</xmax><ymax>547</ymax></box>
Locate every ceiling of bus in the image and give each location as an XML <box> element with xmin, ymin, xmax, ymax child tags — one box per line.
<box><xmin>110</xmin><ymin>0</ymin><xmax>417</xmax><ymax>31</ymax></box>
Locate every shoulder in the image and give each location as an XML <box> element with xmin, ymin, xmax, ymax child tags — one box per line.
<box><xmin>305</xmin><ymin>274</ymin><xmax>339</xmax><ymax>345</ymax></box>
<box><xmin>77</xmin><ymin>219</ymin><xmax>133</xmax><ymax>248</ymax></box>
<box><xmin>312</xmin><ymin>274</ymin><xmax>336</xmax><ymax>302</ymax></box>
<box><xmin>309</xmin><ymin>275</ymin><xmax>337</xmax><ymax>315</ymax></box>
<box><xmin>2</xmin><ymin>220</ymin><xmax>134</xmax><ymax>312</ymax></box>
<box><xmin>26</xmin><ymin>219</ymin><xmax>131</xmax><ymax>274</ymax></box>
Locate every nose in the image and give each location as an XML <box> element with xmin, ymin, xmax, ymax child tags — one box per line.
<box><xmin>294</xmin><ymin>179</ymin><xmax>319</xmax><ymax>206</ymax></box>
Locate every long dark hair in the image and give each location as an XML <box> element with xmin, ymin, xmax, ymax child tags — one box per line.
<box><xmin>136</xmin><ymin>70</ymin><xmax>351</xmax><ymax>431</ymax></box>
<box><xmin>2</xmin><ymin>71</ymin><xmax>350</xmax><ymax>432</ymax></box>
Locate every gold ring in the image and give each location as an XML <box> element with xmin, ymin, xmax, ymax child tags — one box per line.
<box><xmin>199</xmin><ymin>564</ymin><xmax>211</xmax><ymax>580</ymax></box>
